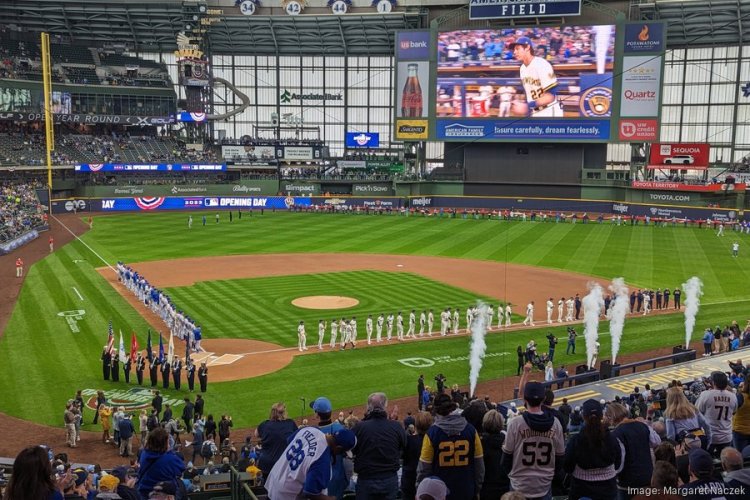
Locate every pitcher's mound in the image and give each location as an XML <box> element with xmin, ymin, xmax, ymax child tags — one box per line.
<box><xmin>292</xmin><ymin>296</ymin><xmax>359</xmax><ymax>309</ymax></box>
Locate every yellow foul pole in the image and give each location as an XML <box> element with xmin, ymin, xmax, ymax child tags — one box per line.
<box><xmin>41</xmin><ymin>32</ymin><xmax>54</xmax><ymax>215</ymax></box>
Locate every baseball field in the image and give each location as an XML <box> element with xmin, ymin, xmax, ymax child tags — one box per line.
<box><xmin>1</xmin><ymin>211</ymin><xmax>748</xmax><ymax>429</ymax></box>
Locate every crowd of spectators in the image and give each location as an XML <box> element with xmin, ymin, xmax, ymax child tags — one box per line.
<box><xmin>437</xmin><ymin>26</ymin><xmax>615</xmax><ymax>66</ymax></box>
<box><xmin>4</xmin><ymin>354</ymin><xmax>750</xmax><ymax>500</ymax></box>
<box><xmin>0</xmin><ymin>180</ymin><xmax>46</xmax><ymax>243</ymax></box>
<box><xmin>221</xmin><ymin>137</ymin><xmax>324</xmax><ymax>148</ymax></box>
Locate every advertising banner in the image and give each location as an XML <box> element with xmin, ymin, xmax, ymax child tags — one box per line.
<box><xmin>619</xmin><ymin>56</ymin><xmax>662</xmax><ymax>117</ymax></box>
<box><xmin>648</xmin><ymin>143</ymin><xmax>710</xmax><ymax>168</ymax></box>
<box><xmin>395</xmin><ymin>120</ymin><xmax>429</xmax><ymax>140</ymax></box>
<box><xmin>345</xmin><ymin>132</ymin><xmax>380</xmax><ymax>148</ymax></box>
<box><xmin>436</xmin><ymin>119</ymin><xmax>610</xmax><ymax>141</ymax></box>
<box><xmin>0</xmin><ymin>112</ymin><xmax>174</xmax><ymax>125</ymax></box>
<box><xmin>222</xmin><ymin>145</ymin><xmax>277</xmax><ymax>162</ymax></box>
<box><xmin>624</xmin><ymin>23</ymin><xmax>665</xmax><ymax>53</ymax></box>
<box><xmin>337</xmin><ymin>160</ymin><xmax>367</xmax><ymax>169</ymax></box>
<box><xmin>282</xmin><ymin>146</ymin><xmax>315</xmax><ymax>161</ymax></box>
<box><xmin>351</xmin><ymin>183</ymin><xmax>394</xmax><ymax>195</ymax></box>
<box><xmin>618</xmin><ymin>119</ymin><xmax>658</xmax><ymax>141</ymax></box>
<box><xmin>396</xmin><ymin>31</ymin><xmax>431</xmax><ymax>60</ymax></box>
<box><xmin>75</xmin><ymin>163</ymin><xmax>226</xmax><ymax>172</ymax></box>
<box><xmin>631</xmin><ymin>181</ymin><xmax>740</xmax><ymax>192</ymax></box>
<box><xmin>280</xmin><ymin>181</ymin><xmax>320</xmax><ymax>195</ymax></box>
<box><xmin>310</xmin><ymin>197</ymin><xmax>403</xmax><ymax>209</ymax></box>
<box><xmin>97</xmin><ymin>196</ymin><xmax>312</xmax><ymax>212</ymax></box>
<box><xmin>469</xmin><ymin>0</ymin><xmax>582</xmax><ymax>20</ymax></box>
<box><xmin>0</xmin><ymin>229</ymin><xmax>40</xmax><ymax>255</ymax></box>
<box><xmin>75</xmin><ymin>181</ymin><xmax>280</xmax><ymax>198</ymax></box>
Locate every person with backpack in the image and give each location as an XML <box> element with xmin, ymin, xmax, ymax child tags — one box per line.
<box><xmin>199</xmin><ymin>437</ymin><xmax>217</xmax><ymax>465</ymax></box>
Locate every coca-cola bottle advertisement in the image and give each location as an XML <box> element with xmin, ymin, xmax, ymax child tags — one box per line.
<box><xmin>397</xmin><ymin>61</ymin><xmax>428</xmax><ymax>118</ymax></box>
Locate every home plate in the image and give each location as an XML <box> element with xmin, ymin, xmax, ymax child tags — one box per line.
<box><xmin>207</xmin><ymin>354</ymin><xmax>244</xmax><ymax>366</ymax></box>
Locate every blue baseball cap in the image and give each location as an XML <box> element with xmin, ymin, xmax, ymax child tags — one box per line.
<box><xmin>310</xmin><ymin>397</ymin><xmax>332</xmax><ymax>413</ymax></box>
<box><xmin>509</xmin><ymin>37</ymin><xmax>533</xmax><ymax>49</ymax></box>
<box><xmin>332</xmin><ymin>428</ymin><xmax>357</xmax><ymax>451</ymax></box>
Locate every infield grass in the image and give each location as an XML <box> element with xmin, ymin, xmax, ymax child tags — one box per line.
<box><xmin>1</xmin><ymin>211</ymin><xmax>749</xmax><ymax>428</ymax></box>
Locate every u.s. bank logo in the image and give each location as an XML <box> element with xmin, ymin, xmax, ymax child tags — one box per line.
<box><xmin>579</xmin><ymin>87</ymin><xmax>612</xmax><ymax>117</ymax></box>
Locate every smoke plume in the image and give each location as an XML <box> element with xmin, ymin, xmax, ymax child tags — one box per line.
<box><xmin>469</xmin><ymin>303</ymin><xmax>488</xmax><ymax>397</ymax></box>
<box><xmin>608</xmin><ymin>278</ymin><xmax>629</xmax><ymax>363</ymax></box>
<box><xmin>582</xmin><ymin>282</ymin><xmax>605</xmax><ymax>369</ymax></box>
<box><xmin>682</xmin><ymin>277</ymin><xmax>703</xmax><ymax>349</ymax></box>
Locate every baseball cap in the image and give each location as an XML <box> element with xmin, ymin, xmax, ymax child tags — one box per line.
<box><xmin>98</xmin><ymin>474</ymin><xmax>120</xmax><ymax>491</ymax></box>
<box><xmin>71</xmin><ymin>468</ymin><xmax>88</xmax><ymax>487</ymax></box>
<box><xmin>332</xmin><ymin>428</ymin><xmax>357</xmax><ymax>451</ymax></box>
<box><xmin>688</xmin><ymin>448</ymin><xmax>714</xmax><ymax>476</ymax></box>
<box><xmin>417</xmin><ymin>477</ymin><xmax>450</xmax><ymax>500</ymax></box>
<box><xmin>310</xmin><ymin>397</ymin><xmax>332</xmax><ymax>413</ymax></box>
<box><xmin>150</xmin><ymin>481</ymin><xmax>177</xmax><ymax>496</ymax></box>
<box><xmin>582</xmin><ymin>399</ymin><xmax>603</xmax><ymax>418</ymax></box>
<box><xmin>509</xmin><ymin>36</ymin><xmax>533</xmax><ymax>49</ymax></box>
<box><xmin>523</xmin><ymin>382</ymin><xmax>546</xmax><ymax>402</ymax></box>
<box><xmin>111</xmin><ymin>465</ymin><xmax>137</xmax><ymax>482</ymax></box>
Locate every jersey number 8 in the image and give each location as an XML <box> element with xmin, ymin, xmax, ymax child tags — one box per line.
<box><xmin>438</xmin><ymin>439</ymin><xmax>470</xmax><ymax>467</ymax></box>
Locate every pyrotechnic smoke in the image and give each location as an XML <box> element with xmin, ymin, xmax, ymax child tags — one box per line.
<box><xmin>682</xmin><ymin>277</ymin><xmax>704</xmax><ymax>349</ymax></box>
<box><xmin>582</xmin><ymin>282</ymin><xmax>605</xmax><ymax>369</ymax></box>
<box><xmin>608</xmin><ymin>278</ymin><xmax>629</xmax><ymax>363</ymax></box>
<box><xmin>469</xmin><ymin>303</ymin><xmax>488</xmax><ymax>397</ymax></box>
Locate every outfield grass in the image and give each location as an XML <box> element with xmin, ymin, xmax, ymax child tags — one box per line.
<box><xmin>0</xmin><ymin>211</ymin><xmax>748</xmax><ymax>428</ymax></box>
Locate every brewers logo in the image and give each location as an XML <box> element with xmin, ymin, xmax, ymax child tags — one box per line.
<box><xmin>284</xmin><ymin>196</ymin><xmax>295</xmax><ymax>208</ymax></box>
<box><xmin>579</xmin><ymin>87</ymin><xmax>612</xmax><ymax>117</ymax></box>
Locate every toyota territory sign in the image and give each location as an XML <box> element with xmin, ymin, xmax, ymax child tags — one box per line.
<box><xmin>649</xmin><ymin>143</ymin><xmax>710</xmax><ymax>168</ymax></box>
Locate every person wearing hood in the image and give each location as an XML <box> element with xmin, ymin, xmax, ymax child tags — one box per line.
<box><xmin>720</xmin><ymin>447</ymin><xmax>750</xmax><ymax>496</ymax></box>
<box><xmin>352</xmin><ymin>392</ymin><xmax>407</xmax><ymax>500</ymax></box>
<box><xmin>501</xmin><ymin>363</ymin><xmax>565</xmax><ymax>499</ymax></box>
<box><xmin>416</xmin><ymin>393</ymin><xmax>485</xmax><ymax>500</ymax></box>
<box><xmin>563</xmin><ymin>399</ymin><xmax>621</xmax><ymax>499</ymax></box>
<box><xmin>136</xmin><ymin>427</ymin><xmax>186</xmax><ymax>499</ymax></box>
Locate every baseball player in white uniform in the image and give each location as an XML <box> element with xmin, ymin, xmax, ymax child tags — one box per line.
<box><xmin>440</xmin><ymin>309</ymin><xmax>449</xmax><ymax>336</ymax></box>
<box><xmin>504</xmin><ymin>304</ymin><xmax>512</xmax><ymax>327</ymax></box>
<box><xmin>428</xmin><ymin>309</ymin><xmax>434</xmax><ymax>336</ymax></box>
<box><xmin>339</xmin><ymin>318</ymin><xmax>350</xmax><ymax>348</ymax></box>
<box><xmin>546</xmin><ymin>298</ymin><xmax>554</xmax><ymax>324</ymax></box>
<box><xmin>386</xmin><ymin>313</ymin><xmax>394</xmax><ymax>341</ymax></box>
<box><xmin>642</xmin><ymin>292</ymin><xmax>651</xmax><ymax>315</ymax></box>
<box><xmin>329</xmin><ymin>319</ymin><xmax>339</xmax><ymax>348</ymax></box>
<box><xmin>510</xmin><ymin>36</ymin><xmax>562</xmax><ymax>118</ymax></box>
<box><xmin>486</xmin><ymin>305</ymin><xmax>494</xmax><ymax>331</ymax></box>
<box><xmin>376</xmin><ymin>314</ymin><xmax>384</xmax><ymax>342</ymax></box>
<box><xmin>297</xmin><ymin>321</ymin><xmax>307</xmax><ymax>351</ymax></box>
<box><xmin>557</xmin><ymin>298</ymin><xmax>564</xmax><ymax>323</ymax></box>
<box><xmin>366</xmin><ymin>315</ymin><xmax>373</xmax><ymax>344</ymax></box>
<box><xmin>350</xmin><ymin>317</ymin><xmax>358</xmax><ymax>345</ymax></box>
<box><xmin>317</xmin><ymin>320</ymin><xmax>326</xmax><ymax>350</ymax></box>
<box><xmin>407</xmin><ymin>310</ymin><xmax>416</xmax><ymax>338</ymax></box>
<box><xmin>453</xmin><ymin>308</ymin><xmax>460</xmax><ymax>335</ymax></box>
<box><xmin>419</xmin><ymin>310</ymin><xmax>426</xmax><ymax>336</ymax></box>
<box><xmin>465</xmin><ymin>307</ymin><xmax>472</xmax><ymax>333</ymax></box>
<box><xmin>522</xmin><ymin>301</ymin><xmax>535</xmax><ymax>326</ymax></box>
<box><xmin>396</xmin><ymin>312</ymin><xmax>404</xmax><ymax>340</ymax></box>
<box><xmin>497</xmin><ymin>85</ymin><xmax>515</xmax><ymax>117</ymax></box>
<box><xmin>565</xmin><ymin>297</ymin><xmax>575</xmax><ymax>322</ymax></box>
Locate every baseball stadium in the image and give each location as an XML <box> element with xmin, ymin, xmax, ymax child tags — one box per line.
<box><xmin>1</xmin><ymin>0</ymin><xmax>750</xmax><ymax>498</ymax></box>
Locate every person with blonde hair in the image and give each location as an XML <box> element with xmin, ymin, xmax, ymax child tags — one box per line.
<box><xmin>401</xmin><ymin>411</ymin><xmax>433</xmax><ymax>500</ymax></box>
<box><xmin>99</xmin><ymin>404</ymin><xmax>113</xmax><ymax>443</ymax></box>
<box><xmin>664</xmin><ymin>386</ymin><xmax>711</xmax><ymax>447</ymax></box>
<box><xmin>480</xmin><ymin>409</ymin><xmax>509</xmax><ymax>499</ymax></box>
<box><xmin>255</xmin><ymin>402</ymin><xmax>298</xmax><ymax>478</ymax></box>
<box><xmin>544</xmin><ymin>361</ymin><xmax>554</xmax><ymax>381</ymax></box>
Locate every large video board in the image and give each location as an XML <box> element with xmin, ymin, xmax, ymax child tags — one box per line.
<box><xmin>435</xmin><ymin>25</ymin><xmax>616</xmax><ymax>141</ymax></box>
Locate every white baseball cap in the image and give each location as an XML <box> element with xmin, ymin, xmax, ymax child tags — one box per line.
<box><xmin>417</xmin><ymin>477</ymin><xmax>449</xmax><ymax>500</ymax></box>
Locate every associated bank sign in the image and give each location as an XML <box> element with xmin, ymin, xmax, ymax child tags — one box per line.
<box><xmin>280</xmin><ymin>89</ymin><xmax>343</xmax><ymax>103</ymax></box>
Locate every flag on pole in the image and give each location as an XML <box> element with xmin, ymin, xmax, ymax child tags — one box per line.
<box><xmin>130</xmin><ymin>332</ymin><xmax>139</xmax><ymax>363</ymax></box>
<box><xmin>146</xmin><ymin>329</ymin><xmax>153</xmax><ymax>362</ymax></box>
<box><xmin>106</xmin><ymin>320</ymin><xmax>115</xmax><ymax>355</ymax></box>
<box><xmin>167</xmin><ymin>331</ymin><xmax>175</xmax><ymax>365</ymax></box>
<box><xmin>158</xmin><ymin>333</ymin><xmax>165</xmax><ymax>363</ymax></box>
<box><xmin>118</xmin><ymin>331</ymin><xmax>127</xmax><ymax>363</ymax></box>
<box><xmin>185</xmin><ymin>335</ymin><xmax>190</xmax><ymax>363</ymax></box>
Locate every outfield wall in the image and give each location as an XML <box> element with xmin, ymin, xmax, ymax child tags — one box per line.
<box><xmin>50</xmin><ymin>194</ymin><xmax>745</xmax><ymax>222</ymax></box>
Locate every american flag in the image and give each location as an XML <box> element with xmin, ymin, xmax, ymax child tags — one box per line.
<box><xmin>106</xmin><ymin>321</ymin><xmax>115</xmax><ymax>355</ymax></box>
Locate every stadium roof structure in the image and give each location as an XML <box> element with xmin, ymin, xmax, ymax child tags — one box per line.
<box><xmin>0</xmin><ymin>0</ymin><xmax>427</xmax><ymax>56</ymax></box>
<box><xmin>0</xmin><ymin>0</ymin><xmax>747</xmax><ymax>54</ymax></box>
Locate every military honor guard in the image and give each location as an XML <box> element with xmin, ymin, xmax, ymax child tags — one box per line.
<box><xmin>136</xmin><ymin>353</ymin><xmax>145</xmax><ymax>385</ymax></box>
<box><xmin>149</xmin><ymin>357</ymin><xmax>159</xmax><ymax>387</ymax></box>
<box><xmin>102</xmin><ymin>347</ymin><xmax>112</xmax><ymax>381</ymax></box>
<box><xmin>111</xmin><ymin>355</ymin><xmax>120</xmax><ymax>382</ymax></box>
<box><xmin>161</xmin><ymin>359</ymin><xmax>171</xmax><ymax>389</ymax></box>
<box><xmin>123</xmin><ymin>355</ymin><xmax>132</xmax><ymax>384</ymax></box>
<box><xmin>186</xmin><ymin>358</ymin><xmax>196</xmax><ymax>392</ymax></box>
<box><xmin>198</xmin><ymin>362</ymin><xmax>208</xmax><ymax>393</ymax></box>
<box><xmin>172</xmin><ymin>357</ymin><xmax>182</xmax><ymax>390</ymax></box>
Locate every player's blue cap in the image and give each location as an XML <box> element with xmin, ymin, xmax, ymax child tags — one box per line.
<box><xmin>509</xmin><ymin>36</ymin><xmax>533</xmax><ymax>49</ymax></box>
<box><xmin>310</xmin><ymin>396</ymin><xmax>332</xmax><ymax>413</ymax></box>
<box><xmin>332</xmin><ymin>428</ymin><xmax>357</xmax><ymax>451</ymax></box>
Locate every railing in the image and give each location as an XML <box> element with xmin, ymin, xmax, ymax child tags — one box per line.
<box><xmin>228</xmin><ymin>466</ymin><xmax>262</xmax><ymax>500</ymax></box>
